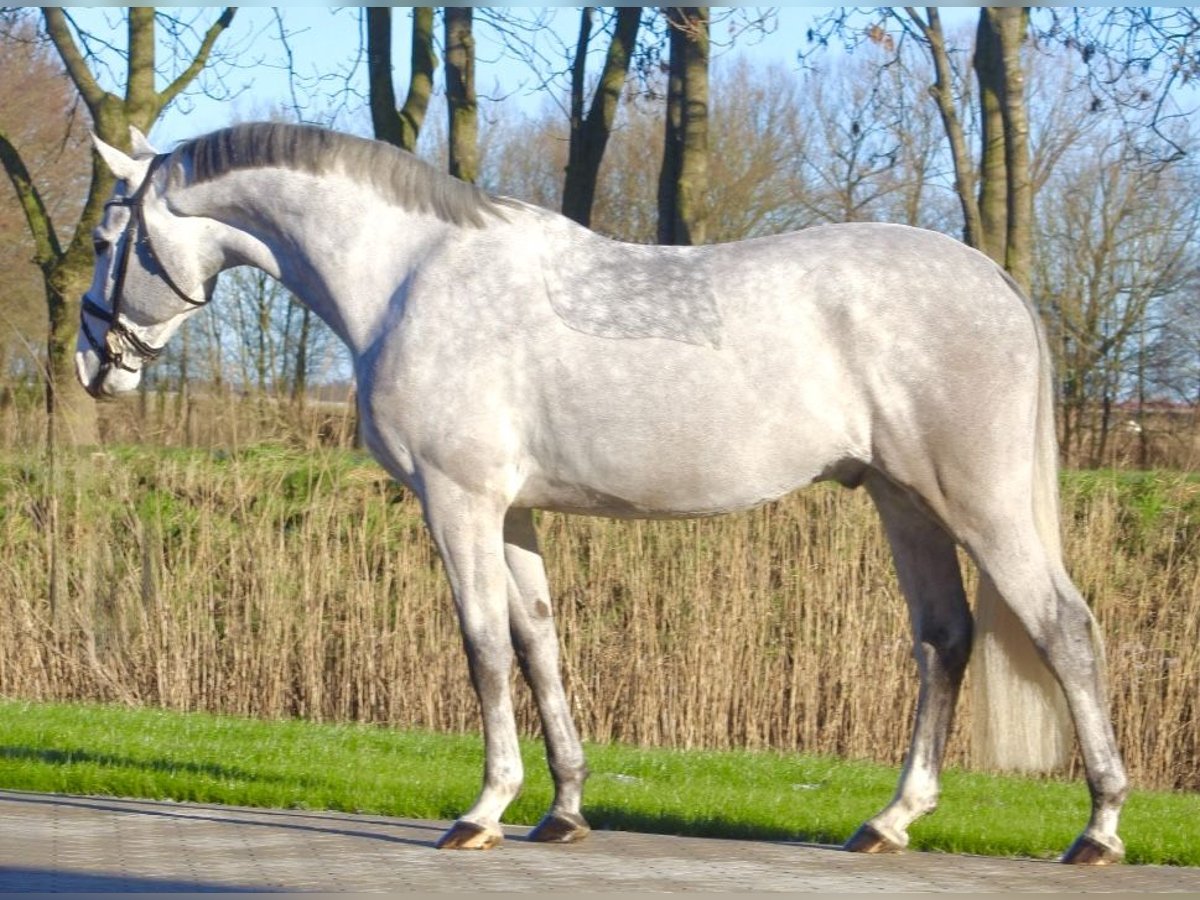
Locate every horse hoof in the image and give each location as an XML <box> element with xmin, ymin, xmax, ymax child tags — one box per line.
<box><xmin>436</xmin><ymin>819</ymin><xmax>504</xmax><ymax>850</ymax></box>
<box><xmin>1062</xmin><ymin>834</ymin><xmax>1124</xmax><ymax>865</ymax></box>
<box><xmin>844</xmin><ymin>823</ymin><xmax>906</xmax><ymax>854</ymax></box>
<box><xmin>528</xmin><ymin>811</ymin><xmax>591</xmax><ymax>844</ymax></box>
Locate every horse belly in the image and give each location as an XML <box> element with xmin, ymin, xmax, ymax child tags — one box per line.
<box><xmin>513</xmin><ymin>462</ymin><xmax>816</xmax><ymax>519</ymax></box>
<box><xmin>515</xmin><ymin>358</ymin><xmax>858</xmax><ymax>518</ymax></box>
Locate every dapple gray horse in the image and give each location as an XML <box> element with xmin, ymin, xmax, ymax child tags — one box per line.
<box><xmin>78</xmin><ymin>123</ymin><xmax>1127</xmax><ymax>864</ymax></box>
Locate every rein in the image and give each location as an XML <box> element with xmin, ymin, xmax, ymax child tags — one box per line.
<box><xmin>81</xmin><ymin>154</ymin><xmax>212</xmax><ymax>389</ymax></box>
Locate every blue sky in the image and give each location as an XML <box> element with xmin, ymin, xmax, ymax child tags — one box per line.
<box><xmin>62</xmin><ymin>7</ymin><xmax>987</xmax><ymax>147</ymax></box>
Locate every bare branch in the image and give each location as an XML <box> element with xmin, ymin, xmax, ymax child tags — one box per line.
<box><xmin>1038</xmin><ymin>7</ymin><xmax>1198</xmax><ymax>164</ymax></box>
<box><xmin>271</xmin><ymin>7</ymin><xmax>308</xmax><ymax>122</ymax></box>
<box><xmin>41</xmin><ymin>7</ymin><xmax>106</xmax><ymax>111</ymax></box>
<box><xmin>568</xmin><ymin>7</ymin><xmax>594</xmax><ymax>137</ymax></box>
<box><xmin>0</xmin><ymin>128</ymin><xmax>62</xmax><ymax>270</ymax></box>
<box><xmin>708</xmin><ymin>7</ymin><xmax>777</xmax><ymax>53</ymax></box>
<box><xmin>158</xmin><ymin>8</ymin><xmax>236</xmax><ymax>112</ymax></box>
<box><xmin>398</xmin><ymin>8</ymin><xmax>436</xmax><ymax>149</ymax></box>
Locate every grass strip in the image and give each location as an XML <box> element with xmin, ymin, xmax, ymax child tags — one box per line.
<box><xmin>0</xmin><ymin>699</ymin><xmax>1195</xmax><ymax>865</ymax></box>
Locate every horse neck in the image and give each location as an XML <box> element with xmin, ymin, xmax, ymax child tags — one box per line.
<box><xmin>176</xmin><ymin>168</ymin><xmax>455</xmax><ymax>356</ymax></box>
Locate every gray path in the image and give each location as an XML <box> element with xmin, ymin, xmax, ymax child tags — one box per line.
<box><xmin>0</xmin><ymin>790</ymin><xmax>1195</xmax><ymax>893</ymax></box>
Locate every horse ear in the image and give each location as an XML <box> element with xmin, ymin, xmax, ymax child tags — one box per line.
<box><xmin>129</xmin><ymin>126</ymin><xmax>159</xmax><ymax>160</ymax></box>
<box><xmin>91</xmin><ymin>134</ymin><xmax>149</xmax><ymax>184</ymax></box>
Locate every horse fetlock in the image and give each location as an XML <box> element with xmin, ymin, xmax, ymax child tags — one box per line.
<box><xmin>550</xmin><ymin>758</ymin><xmax>589</xmax><ymax>790</ymax></box>
<box><xmin>1093</xmin><ymin>769</ymin><xmax>1130</xmax><ymax>808</ymax></box>
<box><xmin>910</xmin><ymin>792</ymin><xmax>940</xmax><ymax>819</ymax></box>
<box><xmin>436</xmin><ymin>818</ymin><xmax>505</xmax><ymax>851</ymax></box>
<box><xmin>476</xmin><ymin>766</ymin><xmax>523</xmax><ymax>805</ymax></box>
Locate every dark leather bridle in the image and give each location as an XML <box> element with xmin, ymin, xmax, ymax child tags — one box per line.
<box><xmin>81</xmin><ymin>154</ymin><xmax>212</xmax><ymax>394</ymax></box>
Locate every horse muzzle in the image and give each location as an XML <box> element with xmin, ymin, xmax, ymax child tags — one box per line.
<box><xmin>75</xmin><ymin>346</ymin><xmax>141</xmax><ymax>399</ymax></box>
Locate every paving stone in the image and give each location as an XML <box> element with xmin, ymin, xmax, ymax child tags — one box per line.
<box><xmin>0</xmin><ymin>790</ymin><xmax>1195</xmax><ymax>893</ymax></box>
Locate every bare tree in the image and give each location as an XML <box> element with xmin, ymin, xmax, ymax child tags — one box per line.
<box><xmin>657</xmin><ymin>6</ymin><xmax>710</xmax><ymax>246</ymax></box>
<box><xmin>1036</xmin><ymin>128</ymin><xmax>1200</xmax><ymax>465</ymax></box>
<box><xmin>982</xmin><ymin>8</ymin><xmax>1034</xmax><ymax>289</ymax></box>
<box><xmin>705</xmin><ymin>59</ymin><xmax>811</xmax><ymax>241</ymax></box>
<box><xmin>0</xmin><ymin>13</ymin><xmax>89</xmax><ymax>387</ymax></box>
<box><xmin>162</xmin><ymin>267</ymin><xmax>344</xmax><ymax>403</ymax></box>
<box><xmin>799</xmin><ymin>56</ymin><xmax>904</xmax><ymax>225</ymax></box>
<box><xmin>367</xmin><ymin>7</ymin><xmax>435</xmax><ymax>152</ymax></box>
<box><xmin>445</xmin><ymin>7</ymin><xmax>478</xmax><ymax>184</ymax></box>
<box><xmin>971</xmin><ymin>10</ymin><xmax>1006</xmax><ymax>264</ymax></box>
<box><xmin>803</xmin><ymin>8</ymin><xmax>1038</xmax><ymax>288</ymax></box>
<box><xmin>1041</xmin><ymin>7</ymin><xmax>1200</xmax><ymax>163</ymax></box>
<box><xmin>584</xmin><ymin>91</ymin><xmax>664</xmax><ymax>243</ymax></box>
<box><xmin>0</xmin><ymin>8</ymin><xmax>236</xmax><ymax>445</ymax></box>
<box><xmin>485</xmin><ymin>55</ymin><xmax>815</xmax><ymax>246</ymax></box>
<box><xmin>561</xmin><ymin>7</ymin><xmax>643</xmax><ymax>227</ymax></box>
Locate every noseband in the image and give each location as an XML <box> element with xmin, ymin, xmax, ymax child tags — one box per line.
<box><xmin>81</xmin><ymin>154</ymin><xmax>212</xmax><ymax>390</ymax></box>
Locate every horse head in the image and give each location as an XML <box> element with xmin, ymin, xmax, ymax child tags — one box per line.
<box><xmin>76</xmin><ymin>128</ymin><xmax>218</xmax><ymax>398</ymax></box>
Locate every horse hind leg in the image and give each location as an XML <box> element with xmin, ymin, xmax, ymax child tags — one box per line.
<box><xmin>966</xmin><ymin>523</ymin><xmax>1128</xmax><ymax>864</ymax></box>
<box><xmin>503</xmin><ymin>508</ymin><xmax>591</xmax><ymax>843</ymax></box>
<box><xmin>845</xmin><ymin>473</ymin><xmax>972</xmax><ymax>854</ymax></box>
<box><xmin>1053</xmin><ymin>572</ymin><xmax>1127</xmax><ymax>865</ymax></box>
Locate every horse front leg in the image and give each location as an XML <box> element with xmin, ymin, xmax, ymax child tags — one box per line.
<box><xmin>503</xmin><ymin>508</ymin><xmax>590</xmax><ymax>843</ymax></box>
<box><xmin>421</xmin><ymin>482</ymin><xmax>522</xmax><ymax>850</ymax></box>
<box><xmin>846</xmin><ymin>474</ymin><xmax>972</xmax><ymax>854</ymax></box>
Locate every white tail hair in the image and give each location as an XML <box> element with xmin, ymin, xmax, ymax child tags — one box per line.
<box><xmin>970</xmin><ymin>275</ymin><xmax>1101</xmax><ymax>772</ymax></box>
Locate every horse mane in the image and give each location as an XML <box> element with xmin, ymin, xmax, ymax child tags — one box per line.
<box><xmin>169</xmin><ymin>121</ymin><xmax>515</xmax><ymax>229</ymax></box>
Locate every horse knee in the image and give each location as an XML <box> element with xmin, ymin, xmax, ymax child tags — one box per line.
<box><xmin>1092</xmin><ymin>767</ymin><xmax>1128</xmax><ymax>807</ymax></box>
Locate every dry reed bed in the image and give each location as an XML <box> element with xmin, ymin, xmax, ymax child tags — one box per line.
<box><xmin>0</xmin><ymin>447</ymin><xmax>1196</xmax><ymax>792</ymax></box>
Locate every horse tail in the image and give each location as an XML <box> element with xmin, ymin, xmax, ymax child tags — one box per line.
<box><xmin>970</xmin><ymin>270</ymin><xmax>1075</xmax><ymax>772</ymax></box>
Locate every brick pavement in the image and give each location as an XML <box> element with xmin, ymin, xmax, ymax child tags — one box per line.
<box><xmin>0</xmin><ymin>790</ymin><xmax>1195</xmax><ymax>893</ymax></box>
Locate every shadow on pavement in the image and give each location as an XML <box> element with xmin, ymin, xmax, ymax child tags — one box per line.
<box><xmin>1</xmin><ymin>790</ymin><xmax>439</xmax><ymax>849</ymax></box>
<box><xmin>0</xmin><ymin>866</ymin><xmax>277</xmax><ymax>893</ymax></box>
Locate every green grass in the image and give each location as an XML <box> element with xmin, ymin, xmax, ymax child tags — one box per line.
<box><xmin>0</xmin><ymin>700</ymin><xmax>1195</xmax><ymax>866</ymax></box>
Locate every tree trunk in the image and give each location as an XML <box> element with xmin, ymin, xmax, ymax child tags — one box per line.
<box><xmin>1096</xmin><ymin>390</ymin><xmax>1113</xmax><ymax>468</ymax></box>
<box><xmin>43</xmin><ymin>264</ymin><xmax>99</xmax><ymax>445</ymax></box>
<box><xmin>913</xmin><ymin>8</ymin><xmax>983</xmax><ymax>251</ymax></box>
<box><xmin>656</xmin><ymin>13</ymin><xmax>684</xmax><ymax>244</ymax></box>
<box><xmin>367</xmin><ymin>7</ymin><xmax>435</xmax><ymax>153</ymax></box>
<box><xmin>0</xmin><ymin>7</ymin><xmax>236</xmax><ymax>448</ymax></box>
<box><xmin>973</xmin><ymin>10</ymin><xmax>1009</xmax><ymax>267</ymax></box>
<box><xmin>444</xmin><ymin>7</ymin><xmax>478</xmax><ymax>184</ymax></box>
<box><xmin>657</xmin><ymin>7</ymin><xmax>710</xmax><ymax>246</ymax></box>
<box><xmin>987</xmin><ymin>7</ymin><xmax>1033</xmax><ymax>293</ymax></box>
<box><xmin>292</xmin><ymin>305</ymin><xmax>311</xmax><ymax>408</ymax></box>
<box><xmin>562</xmin><ymin>7</ymin><xmax>643</xmax><ymax>228</ymax></box>
<box><xmin>248</xmin><ymin>270</ymin><xmax>275</xmax><ymax>397</ymax></box>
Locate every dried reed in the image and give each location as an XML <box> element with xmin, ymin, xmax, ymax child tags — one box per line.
<box><xmin>1</xmin><ymin>438</ymin><xmax>1195</xmax><ymax>792</ymax></box>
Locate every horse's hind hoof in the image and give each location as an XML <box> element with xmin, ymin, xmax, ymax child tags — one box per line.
<box><xmin>436</xmin><ymin>819</ymin><xmax>504</xmax><ymax>850</ymax></box>
<box><xmin>1062</xmin><ymin>833</ymin><xmax>1124</xmax><ymax>865</ymax></box>
<box><xmin>528</xmin><ymin>811</ymin><xmax>591</xmax><ymax>844</ymax></box>
<box><xmin>843</xmin><ymin>822</ymin><xmax>906</xmax><ymax>854</ymax></box>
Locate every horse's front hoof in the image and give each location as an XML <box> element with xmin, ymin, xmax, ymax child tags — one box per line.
<box><xmin>528</xmin><ymin>811</ymin><xmax>591</xmax><ymax>844</ymax></box>
<box><xmin>1062</xmin><ymin>833</ymin><xmax>1124</xmax><ymax>865</ymax></box>
<box><xmin>436</xmin><ymin>819</ymin><xmax>504</xmax><ymax>850</ymax></box>
<box><xmin>843</xmin><ymin>822</ymin><xmax>906</xmax><ymax>854</ymax></box>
